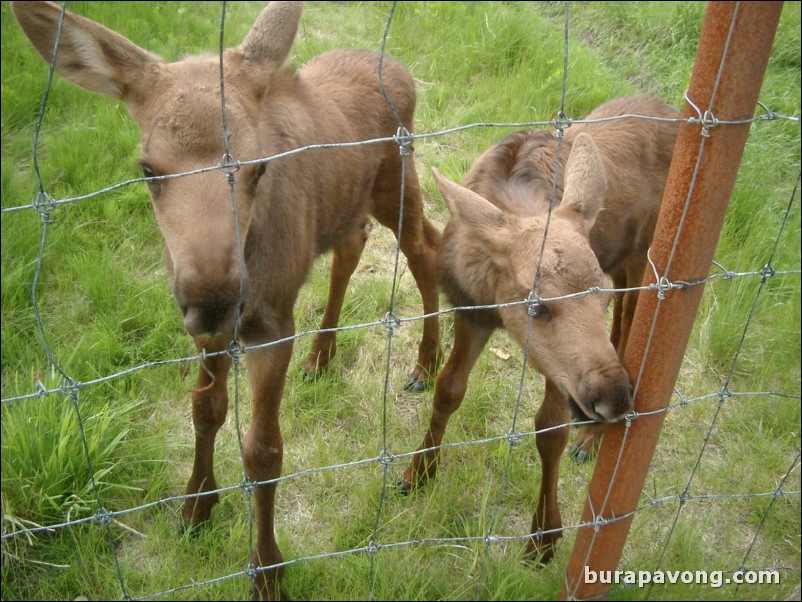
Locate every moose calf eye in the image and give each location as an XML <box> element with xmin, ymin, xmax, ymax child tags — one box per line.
<box><xmin>248</xmin><ymin>163</ymin><xmax>267</xmax><ymax>196</ymax></box>
<box><xmin>141</xmin><ymin>165</ymin><xmax>162</xmax><ymax>197</ymax></box>
<box><xmin>530</xmin><ymin>303</ymin><xmax>552</xmax><ymax>322</ymax></box>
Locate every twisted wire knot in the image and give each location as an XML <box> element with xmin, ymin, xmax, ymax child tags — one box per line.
<box><xmin>33</xmin><ymin>191</ymin><xmax>55</xmax><ymax>223</ymax></box>
<box><xmin>394</xmin><ymin>126</ymin><xmax>413</xmax><ymax>156</ymax></box>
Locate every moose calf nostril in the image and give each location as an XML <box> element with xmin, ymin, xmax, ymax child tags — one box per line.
<box><xmin>182</xmin><ymin>303</ymin><xmax>239</xmax><ymax>337</ymax></box>
<box><xmin>183</xmin><ymin>307</ymin><xmax>207</xmax><ymax>336</ymax></box>
<box><xmin>593</xmin><ymin>400</ymin><xmax>617</xmax><ymax>422</ymax></box>
<box><xmin>592</xmin><ymin>386</ymin><xmax>633</xmax><ymax>422</ymax></box>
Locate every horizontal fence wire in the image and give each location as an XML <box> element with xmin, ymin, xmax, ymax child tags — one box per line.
<box><xmin>1</xmin><ymin>2</ymin><xmax>800</xmax><ymax>601</ymax></box>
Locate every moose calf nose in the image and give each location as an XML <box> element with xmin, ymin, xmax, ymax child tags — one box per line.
<box><xmin>593</xmin><ymin>392</ymin><xmax>631</xmax><ymax>423</ymax></box>
<box><xmin>580</xmin><ymin>366</ymin><xmax>632</xmax><ymax>423</ymax></box>
<box><xmin>602</xmin><ymin>379</ymin><xmax>632</xmax><ymax>422</ymax></box>
<box><xmin>182</xmin><ymin>303</ymin><xmax>239</xmax><ymax>337</ymax></box>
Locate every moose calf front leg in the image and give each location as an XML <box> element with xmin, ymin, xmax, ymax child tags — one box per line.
<box><xmin>244</xmin><ymin>340</ymin><xmax>294</xmax><ymax>601</ymax></box>
<box><xmin>182</xmin><ymin>335</ymin><xmax>233</xmax><ymax>529</ymax></box>
<box><xmin>526</xmin><ymin>380</ymin><xmax>571</xmax><ymax>563</ymax></box>
<box><xmin>400</xmin><ymin>314</ymin><xmax>491</xmax><ymax>491</ymax></box>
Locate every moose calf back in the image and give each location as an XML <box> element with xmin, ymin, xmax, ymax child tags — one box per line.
<box><xmin>284</xmin><ymin>49</ymin><xmax>418</xmax><ymax>254</ymax></box>
<box><xmin>568</xmin><ymin>95</ymin><xmax>681</xmax><ymax>273</ymax></box>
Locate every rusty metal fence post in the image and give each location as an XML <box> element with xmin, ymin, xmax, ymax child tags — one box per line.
<box><xmin>561</xmin><ymin>2</ymin><xmax>784</xmax><ymax>599</ymax></box>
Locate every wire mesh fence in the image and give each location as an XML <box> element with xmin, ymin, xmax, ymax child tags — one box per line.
<box><xmin>1</xmin><ymin>1</ymin><xmax>799</xmax><ymax>600</ymax></box>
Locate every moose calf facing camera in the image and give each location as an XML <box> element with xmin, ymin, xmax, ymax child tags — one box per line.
<box><xmin>13</xmin><ymin>1</ymin><xmax>441</xmax><ymax>598</ymax></box>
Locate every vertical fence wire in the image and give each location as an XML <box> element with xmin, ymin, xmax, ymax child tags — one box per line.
<box><xmin>654</xmin><ymin>170</ymin><xmax>800</xmax><ymax>576</ymax></box>
<box><xmin>475</xmin><ymin>2</ymin><xmax>574</xmax><ymax>598</ymax></box>
<box><xmin>370</xmin><ymin>3</ymin><xmax>408</xmax><ymax>597</ymax></box>
<box><xmin>214</xmin><ymin>1</ymin><xmax>260</xmax><ymax>592</ymax></box>
<box><xmin>21</xmin><ymin>1</ymin><xmax>131</xmax><ymax>598</ymax></box>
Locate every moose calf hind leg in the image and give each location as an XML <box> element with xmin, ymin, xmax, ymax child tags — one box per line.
<box><xmin>402</xmin><ymin>216</ymin><xmax>443</xmax><ymax>392</ymax></box>
<box><xmin>303</xmin><ymin>221</ymin><xmax>371</xmax><ymax>379</ymax></box>
<box><xmin>372</xmin><ymin>166</ymin><xmax>442</xmax><ymax>392</ymax></box>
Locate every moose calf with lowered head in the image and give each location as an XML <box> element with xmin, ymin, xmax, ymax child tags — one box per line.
<box><xmin>400</xmin><ymin>95</ymin><xmax>679</xmax><ymax>562</ymax></box>
<box><xmin>12</xmin><ymin>1</ymin><xmax>441</xmax><ymax>598</ymax></box>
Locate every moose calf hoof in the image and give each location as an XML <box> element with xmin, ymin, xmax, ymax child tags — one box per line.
<box><xmin>397</xmin><ymin>462</ymin><xmax>438</xmax><ymax>494</ymax></box>
<box><xmin>523</xmin><ymin>536</ymin><xmax>559</xmax><ymax>567</ymax></box>
<box><xmin>523</xmin><ymin>549</ymin><xmax>551</xmax><ymax>568</ymax></box>
<box><xmin>397</xmin><ymin>475</ymin><xmax>414</xmax><ymax>495</ymax></box>
<box><xmin>178</xmin><ymin>520</ymin><xmax>210</xmax><ymax>539</ymax></box>
<box><xmin>301</xmin><ymin>368</ymin><xmax>320</xmax><ymax>384</ymax></box>
<box><xmin>301</xmin><ymin>359</ymin><xmax>329</xmax><ymax>383</ymax></box>
<box><xmin>569</xmin><ymin>424</ymin><xmax>605</xmax><ymax>463</ymax></box>
<box><xmin>397</xmin><ymin>466</ymin><xmax>427</xmax><ymax>494</ymax></box>
<box><xmin>403</xmin><ymin>363</ymin><xmax>438</xmax><ymax>393</ymax></box>
<box><xmin>180</xmin><ymin>492</ymin><xmax>219</xmax><ymax>531</ymax></box>
<box><xmin>250</xmin><ymin>583</ymin><xmax>290</xmax><ymax>602</ymax></box>
<box><xmin>403</xmin><ymin>377</ymin><xmax>427</xmax><ymax>393</ymax></box>
<box><xmin>568</xmin><ymin>443</ymin><xmax>593</xmax><ymax>464</ymax></box>
<box><xmin>249</xmin><ymin>558</ymin><xmax>287</xmax><ymax>601</ymax></box>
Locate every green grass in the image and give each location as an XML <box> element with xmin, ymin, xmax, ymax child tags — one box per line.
<box><xmin>2</xmin><ymin>1</ymin><xmax>800</xmax><ymax>600</ymax></box>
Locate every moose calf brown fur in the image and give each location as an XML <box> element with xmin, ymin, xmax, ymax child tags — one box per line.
<box><xmin>13</xmin><ymin>1</ymin><xmax>441</xmax><ymax>598</ymax></box>
<box><xmin>400</xmin><ymin>96</ymin><xmax>679</xmax><ymax>561</ymax></box>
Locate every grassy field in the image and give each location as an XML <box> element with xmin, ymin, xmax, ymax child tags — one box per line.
<box><xmin>1</xmin><ymin>1</ymin><xmax>799</xmax><ymax>600</ymax></box>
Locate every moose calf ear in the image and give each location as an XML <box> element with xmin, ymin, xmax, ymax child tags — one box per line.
<box><xmin>238</xmin><ymin>1</ymin><xmax>304</xmax><ymax>75</ymax></box>
<box><xmin>431</xmin><ymin>167</ymin><xmax>508</xmax><ymax>233</ymax></box>
<box><xmin>557</xmin><ymin>133</ymin><xmax>607</xmax><ymax>232</ymax></box>
<box><xmin>12</xmin><ymin>0</ymin><xmax>158</xmax><ymax>100</ymax></box>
